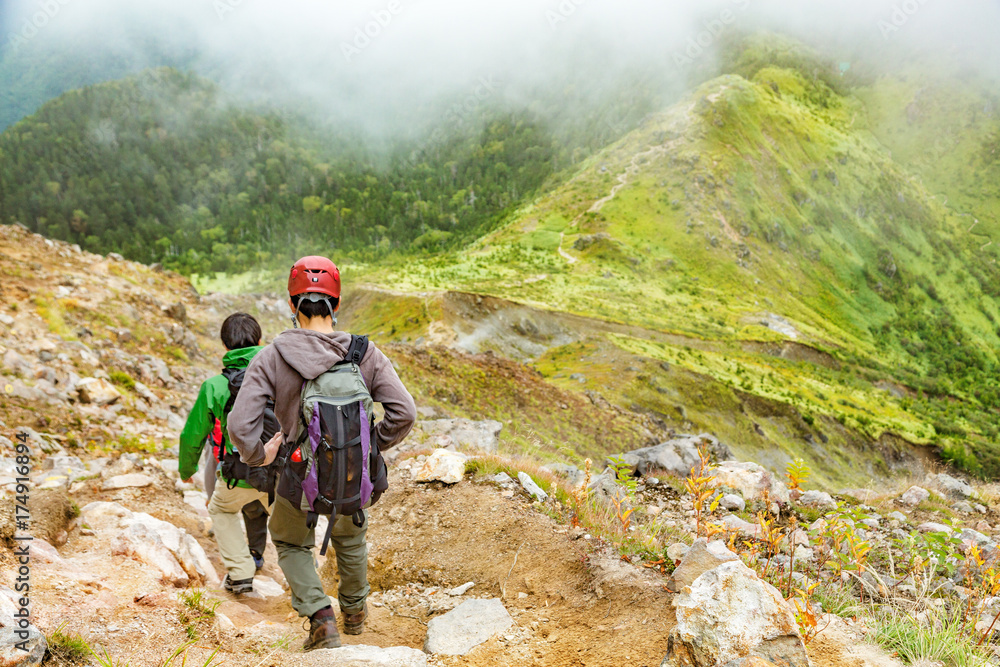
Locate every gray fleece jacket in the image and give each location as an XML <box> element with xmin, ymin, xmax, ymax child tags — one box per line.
<box><xmin>227</xmin><ymin>329</ymin><xmax>416</xmax><ymax>466</ymax></box>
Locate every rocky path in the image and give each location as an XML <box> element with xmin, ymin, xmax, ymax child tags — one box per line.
<box><xmin>4</xmin><ymin>434</ymin><xmax>678</xmax><ymax>667</ymax></box>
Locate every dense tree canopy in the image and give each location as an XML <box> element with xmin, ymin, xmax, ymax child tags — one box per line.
<box><xmin>0</xmin><ymin>69</ymin><xmax>557</xmax><ymax>274</ymax></box>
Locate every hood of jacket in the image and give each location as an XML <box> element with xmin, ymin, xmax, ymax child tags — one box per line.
<box><xmin>221</xmin><ymin>345</ymin><xmax>264</xmax><ymax>369</ymax></box>
<box><xmin>271</xmin><ymin>329</ymin><xmax>352</xmax><ymax>379</ymax></box>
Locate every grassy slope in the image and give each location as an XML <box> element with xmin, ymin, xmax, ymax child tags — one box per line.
<box><xmin>351</xmin><ymin>64</ymin><xmax>1000</xmax><ymax>481</ymax></box>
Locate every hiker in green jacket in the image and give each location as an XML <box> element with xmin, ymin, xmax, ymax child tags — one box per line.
<box><xmin>179</xmin><ymin>312</ymin><xmax>271</xmax><ymax>594</ymax></box>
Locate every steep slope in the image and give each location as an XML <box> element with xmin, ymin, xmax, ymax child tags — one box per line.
<box><xmin>360</xmin><ymin>66</ymin><xmax>1000</xmax><ymax>477</ymax></box>
<box><xmin>856</xmin><ymin>67</ymin><xmax>1000</xmax><ymax>257</ymax></box>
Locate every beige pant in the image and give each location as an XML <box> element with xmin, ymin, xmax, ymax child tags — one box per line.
<box><xmin>207</xmin><ymin>476</ymin><xmax>271</xmax><ymax>581</ymax></box>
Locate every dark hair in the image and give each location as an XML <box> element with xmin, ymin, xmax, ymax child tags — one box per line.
<box><xmin>291</xmin><ymin>294</ymin><xmax>339</xmax><ymax>320</ymax></box>
<box><xmin>220</xmin><ymin>312</ymin><xmax>262</xmax><ymax>350</ymax></box>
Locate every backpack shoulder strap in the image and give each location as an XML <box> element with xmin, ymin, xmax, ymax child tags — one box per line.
<box><xmin>221</xmin><ymin>366</ymin><xmax>246</xmax><ymax>414</ymax></box>
<box><xmin>345</xmin><ymin>334</ymin><xmax>369</xmax><ymax>366</ymax></box>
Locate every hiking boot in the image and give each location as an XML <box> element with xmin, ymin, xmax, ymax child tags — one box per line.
<box><xmin>303</xmin><ymin>606</ymin><xmax>341</xmax><ymax>651</ymax></box>
<box><xmin>341</xmin><ymin>603</ymin><xmax>368</xmax><ymax>635</ymax></box>
<box><xmin>250</xmin><ymin>550</ymin><xmax>264</xmax><ymax>571</ymax></box>
<box><xmin>223</xmin><ymin>574</ymin><xmax>254</xmax><ymax>595</ymax></box>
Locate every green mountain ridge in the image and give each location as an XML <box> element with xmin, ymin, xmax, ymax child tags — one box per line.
<box><xmin>358</xmin><ymin>65</ymin><xmax>1000</xmax><ymax>477</ymax></box>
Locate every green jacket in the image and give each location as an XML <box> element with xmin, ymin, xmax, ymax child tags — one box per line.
<box><xmin>178</xmin><ymin>346</ymin><xmax>264</xmax><ymax>488</ymax></box>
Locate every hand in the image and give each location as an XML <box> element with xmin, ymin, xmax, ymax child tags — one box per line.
<box><xmin>262</xmin><ymin>432</ymin><xmax>284</xmax><ymax>466</ymax></box>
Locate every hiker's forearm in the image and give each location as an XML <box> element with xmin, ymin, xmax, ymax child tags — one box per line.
<box><xmin>368</xmin><ymin>349</ymin><xmax>416</xmax><ymax>450</ymax></box>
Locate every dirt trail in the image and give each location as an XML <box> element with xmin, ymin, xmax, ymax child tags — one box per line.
<box><xmin>27</xmin><ymin>462</ymin><xmax>674</xmax><ymax>667</ymax></box>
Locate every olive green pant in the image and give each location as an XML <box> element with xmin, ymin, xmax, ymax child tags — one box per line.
<box><xmin>268</xmin><ymin>495</ymin><xmax>369</xmax><ymax>618</ymax></box>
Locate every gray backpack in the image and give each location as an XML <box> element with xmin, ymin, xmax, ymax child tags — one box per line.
<box><xmin>276</xmin><ymin>335</ymin><xmax>388</xmax><ymax>554</ymax></box>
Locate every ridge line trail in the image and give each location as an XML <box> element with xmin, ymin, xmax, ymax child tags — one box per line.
<box><xmin>557</xmin><ymin>144</ymin><xmax>667</xmax><ymax>266</ymax></box>
<box><xmin>556</xmin><ymin>107</ymin><xmax>691</xmax><ymax>264</ymax></box>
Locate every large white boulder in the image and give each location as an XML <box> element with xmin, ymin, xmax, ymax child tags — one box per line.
<box><xmin>80</xmin><ymin>501</ymin><xmax>219</xmax><ymax>587</ymax></box>
<box><xmin>664</xmin><ymin>561</ymin><xmax>809</xmax><ymax>667</ymax></box>
<box><xmin>668</xmin><ymin>538</ymin><xmax>740</xmax><ymax>593</ymax></box>
<box><xmin>413</xmin><ymin>449</ymin><xmax>467</xmax><ymax>485</ymax></box>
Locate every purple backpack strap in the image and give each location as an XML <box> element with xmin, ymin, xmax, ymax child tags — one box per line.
<box><xmin>302</xmin><ymin>405</ymin><xmax>322</xmax><ymax>511</ymax></box>
<box><xmin>359</xmin><ymin>402</ymin><xmax>373</xmax><ymax>505</ymax></box>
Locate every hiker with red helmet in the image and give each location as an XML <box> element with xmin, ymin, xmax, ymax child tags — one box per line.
<box><xmin>227</xmin><ymin>256</ymin><xmax>416</xmax><ymax>651</ymax></box>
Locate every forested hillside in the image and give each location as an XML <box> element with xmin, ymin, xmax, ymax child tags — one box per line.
<box><xmin>0</xmin><ymin>69</ymin><xmax>556</xmax><ymax>273</ymax></box>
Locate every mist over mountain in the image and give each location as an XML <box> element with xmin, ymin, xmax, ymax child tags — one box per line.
<box><xmin>3</xmin><ymin>0</ymin><xmax>999</xmax><ymax>140</ymax></box>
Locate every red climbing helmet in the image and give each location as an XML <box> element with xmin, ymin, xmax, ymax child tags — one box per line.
<box><xmin>288</xmin><ymin>256</ymin><xmax>341</xmax><ymax>299</ymax></box>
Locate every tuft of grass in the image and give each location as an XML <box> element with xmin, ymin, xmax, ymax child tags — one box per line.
<box><xmin>104</xmin><ymin>434</ymin><xmax>163</xmax><ymax>455</ymax></box>
<box><xmin>916</xmin><ymin>492</ymin><xmax>957</xmax><ymax>519</ymax></box>
<box><xmin>107</xmin><ymin>370</ymin><xmax>136</xmax><ymax>391</ymax></box>
<box><xmin>813</xmin><ymin>583</ymin><xmax>860</xmax><ymax>618</ymax></box>
<box><xmin>33</xmin><ymin>294</ymin><xmax>74</xmax><ymax>338</ymax></box>
<box><xmin>46</xmin><ymin>624</ymin><xmax>90</xmax><ymax>664</ymax></box>
<box><xmin>87</xmin><ymin>643</ymin><xmax>131</xmax><ymax>667</ymax></box>
<box><xmin>866</xmin><ymin>608</ymin><xmax>989</xmax><ymax>667</ymax></box>
<box><xmin>178</xmin><ymin>589</ymin><xmax>221</xmax><ymax>641</ymax></box>
<box><xmin>162</xmin><ymin>640</ymin><xmax>222</xmax><ymax>667</ymax></box>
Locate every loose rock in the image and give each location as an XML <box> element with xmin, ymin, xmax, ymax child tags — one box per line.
<box><xmin>712</xmin><ymin>461</ymin><xmax>790</xmax><ymax>505</ymax></box>
<box><xmin>0</xmin><ymin>588</ymin><xmax>46</xmax><ymax>666</ymax></box>
<box><xmin>413</xmin><ymin>449</ymin><xmax>467</xmax><ymax>485</ymax></box>
<box><xmin>518</xmin><ymin>472</ymin><xmax>548</xmax><ymax>502</ymax></box>
<box><xmin>934</xmin><ymin>473</ymin><xmax>973</xmax><ymax>499</ymax></box>
<box><xmin>918</xmin><ymin>522</ymin><xmax>953</xmax><ymax>535</ymax></box>
<box><xmin>899</xmin><ymin>486</ymin><xmax>929</xmax><ymax>507</ymax></box>
<box><xmin>76</xmin><ymin>377</ymin><xmax>122</xmax><ymax>405</ymax></box>
<box><xmin>664</xmin><ymin>561</ymin><xmax>808</xmax><ymax>667</ymax></box>
<box><xmin>719</xmin><ymin>494</ymin><xmax>745</xmax><ymax>512</ymax></box>
<box><xmin>102</xmin><ymin>473</ymin><xmax>155</xmax><ymax>490</ymax></box>
<box><xmin>668</xmin><ymin>538</ymin><xmax>739</xmax><ymax>592</ymax></box>
<box><xmin>799</xmin><ymin>490</ymin><xmax>836</xmax><ymax>508</ymax></box>
<box><xmin>616</xmin><ymin>434</ymin><xmax>732</xmax><ymax>478</ymax></box>
<box><xmin>424</xmin><ymin>598</ymin><xmax>513</xmax><ymax>656</ymax></box>
<box><xmin>417</xmin><ymin>419</ymin><xmax>503</xmax><ymax>453</ymax></box>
